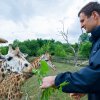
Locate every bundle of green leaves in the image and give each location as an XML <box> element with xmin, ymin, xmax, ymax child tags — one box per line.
<box><xmin>32</xmin><ymin>61</ymin><xmax>68</xmax><ymax>100</ymax></box>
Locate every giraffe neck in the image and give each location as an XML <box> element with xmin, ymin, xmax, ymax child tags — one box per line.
<box><xmin>0</xmin><ymin>63</ymin><xmax>8</xmax><ymax>83</ymax></box>
<box><xmin>0</xmin><ymin>72</ymin><xmax>26</xmax><ymax>99</ymax></box>
<box><xmin>31</xmin><ymin>56</ymin><xmax>41</xmax><ymax>69</ymax></box>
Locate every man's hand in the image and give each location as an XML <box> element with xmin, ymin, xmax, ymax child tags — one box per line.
<box><xmin>40</xmin><ymin>76</ymin><xmax>56</xmax><ymax>89</ymax></box>
<box><xmin>70</xmin><ymin>93</ymin><xmax>85</xmax><ymax>100</ymax></box>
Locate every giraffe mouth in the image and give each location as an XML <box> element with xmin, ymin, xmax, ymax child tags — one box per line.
<box><xmin>23</xmin><ymin>72</ymin><xmax>33</xmax><ymax>79</ymax></box>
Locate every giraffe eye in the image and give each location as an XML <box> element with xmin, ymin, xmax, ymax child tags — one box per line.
<box><xmin>7</xmin><ymin>57</ymin><xmax>13</xmax><ymax>61</ymax></box>
<box><xmin>24</xmin><ymin>63</ymin><xmax>28</xmax><ymax>67</ymax></box>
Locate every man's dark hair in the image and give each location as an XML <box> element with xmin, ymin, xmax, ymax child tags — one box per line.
<box><xmin>78</xmin><ymin>2</ymin><xmax>100</xmax><ymax>17</ymax></box>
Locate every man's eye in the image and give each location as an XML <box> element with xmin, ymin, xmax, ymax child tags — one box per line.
<box><xmin>7</xmin><ymin>57</ymin><xmax>13</xmax><ymax>61</ymax></box>
<box><xmin>81</xmin><ymin>19</ymin><xmax>84</xmax><ymax>23</ymax></box>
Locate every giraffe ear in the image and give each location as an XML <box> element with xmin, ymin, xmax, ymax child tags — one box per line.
<box><xmin>15</xmin><ymin>47</ymin><xmax>20</xmax><ymax>51</ymax></box>
<box><xmin>8</xmin><ymin>44</ymin><xmax>14</xmax><ymax>53</ymax></box>
<box><xmin>23</xmin><ymin>53</ymin><xmax>28</xmax><ymax>58</ymax></box>
<box><xmin>19</xmin><ymin>51</ymin><xmax>28</xmax><ymax>58</ymax></box>
<box><xmin>0</xmin><ymin>54</ymin><xmax>5</xmax><ymax>60</ymax></box>
<box><xmin>15</xmin><ymin>47</ymin><xmax>20</xmax><ymax>54</ymax></box>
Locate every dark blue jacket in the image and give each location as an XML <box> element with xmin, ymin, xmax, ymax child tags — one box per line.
<box><xmin>55</xmin><ymin>26</ymin><xmax>100</xmax><ymax>100</ymax></box>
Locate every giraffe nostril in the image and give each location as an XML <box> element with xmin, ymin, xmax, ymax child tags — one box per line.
<box><xmin>24</xmin><ymin>63</ymin><xmax>28</xmax><ymax>67</ymax></box>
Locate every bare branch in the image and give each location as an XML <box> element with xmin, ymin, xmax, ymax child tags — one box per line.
<box><xmin>58</xmin><ymin>19</ymin><xmax>79</xmax><ymax>66</ymax></box>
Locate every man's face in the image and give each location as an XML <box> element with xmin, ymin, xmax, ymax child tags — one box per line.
<box><xmin>79</xmin><ymin>12</ymin><xmax>98</xmax><ymax>33</ymax></box>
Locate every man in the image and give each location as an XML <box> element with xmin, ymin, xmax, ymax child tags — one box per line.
<box><xmin>40</xmin><ymin>2</ymin><xmax>100</xmax><ymax>100</ymax></box>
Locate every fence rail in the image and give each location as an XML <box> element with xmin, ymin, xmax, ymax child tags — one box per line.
<box><xmin>28</xmin><ymin>56</ymin><xmax>89</xmax><ymax>66</ymax></box>
<box><xmin>52</xmin><ymin>56</ymin><xmax>88</xmax><ymax>66</ymax></box>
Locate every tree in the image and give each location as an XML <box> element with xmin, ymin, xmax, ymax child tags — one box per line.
<box><xmin>54</xmin><ymin>44</ymin><xmax>66</xmax><ymax>57</ymax></box>
<box><xmin>79</xmin><ymin>33</ymin><xmax>90</xmax><ymax>43</ymax></box>
<box><xmin>0</xmin><ymin>46</ymin><xmax>8</xmax><ymax>55</ymax></box>
<box><xmin>59</xmin><ymin>20</ymin><xmax>79</xmax><ymax>66</ymax></box>
<box><xmin>79</xmin><ymin>41</ymin><xmax>92</xmax><ymax>58</ymax></box>
<box><xmin>13</xmin><ymin>39</ymin><xmax>20</xmax><ymax>47</ymax></box>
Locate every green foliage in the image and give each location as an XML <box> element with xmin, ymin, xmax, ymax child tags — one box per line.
<box><xmin>13</xmin><ymin>39</ymin><xmax>20</xmax><ymax>47</ymax></box>
<box><xmin>37</xmin><ymin>48</ymin><xmax>44</xmax><ymax>56</ymax></box>
<box><xmin>39</xmin><ymin>61</ymin><xmax>49</xmax><ymax>75</ymax></box>
<box><xmin>79</xmin><ymin>41</ymin><xmax>92</xmax><ymax>58</ymax></box>
<box><xmin>32</xmin><ymin>61</ymin><xmax>68</xmax><ymax>100</ymax></box>
<box><xmin>32</xmin><ymin>60</ymin><xmax>49</xmax><ymax>85</ymax></box>
<box><xmin>37</xmin><ymin>42</ymin><xmax>50</xmax><ymax>55</ymax></box>
<box><xmin>72</xmin><ymin>43</ymin><xmax>79</xmax><ymax>52</ymax></box>
<box><xmin>54</xmin><ymin>44</ymin><xmax>66</xmax><ymax>57</ymax></box>
<box><xmin>32</xmin><ymin>61</ymin><xmax>53</xmax><ymax>100</ymax></box>
<box><xmin>59</xmin><ymin>81</ymin><xmax>68</xmax><ymax>92</ymax></box>
<box><xmin>0</xmin><ymin>46</ymin><xmax>8</xmax><ymax>54</ymax></box>
<box><xmin>41</xmin><ymin>88</ymin><xmax>55</xmax><ymax>100</ymax></box>
<box><xmin>79</xmin><ymin>33</ymin><xmax>90</xmax><ymax>43</ymax></box>
<box><xmin>0</xmin><ymin>38</ymin><xmax>92</xmax><ymax>59</ymax></box>
<box><xmin>32</xmin><ymin>61</ymin><xmax>49</xmax><ymax>75</ymax></box>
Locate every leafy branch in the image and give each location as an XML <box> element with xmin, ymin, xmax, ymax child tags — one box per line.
<box><xmin>32</xmin><ymin>60</ymin><xmax>68</xmax><ymax>100</ymax></box>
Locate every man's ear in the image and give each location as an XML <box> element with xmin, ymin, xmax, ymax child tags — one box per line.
<box><xmin>92</xmin><ymin>11</ymin><xmax>100</xmax><ymax>20</ymax></box>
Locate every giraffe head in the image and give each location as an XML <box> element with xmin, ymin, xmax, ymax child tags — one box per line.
<box><xmin>0</xmin><ymin>44</ymin><xmax>32</xmax><ymax>74</ymax></box>
<box><xmin>39</xmin><ymin>52</ymin><xmax>56</xmax><ymax>71</ymax></box>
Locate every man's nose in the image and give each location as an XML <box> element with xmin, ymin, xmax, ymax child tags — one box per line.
<box><xmin>81</xmin><ymin>22</ymin><xmax>85</xmax><ymax>29</ymax></box>
<box><xmin>81</xmin><ymin>24</ymin><xmax>84</xmax><ymax>28</ymax></box>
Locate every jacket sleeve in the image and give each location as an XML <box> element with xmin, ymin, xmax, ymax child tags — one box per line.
<box><xmin>55</xmin><ymin>49</ymin><xmax>100</xmax><ymax>93</ymax></box>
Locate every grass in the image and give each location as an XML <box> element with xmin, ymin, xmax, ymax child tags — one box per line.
<box><xmin>21</xmin><ymin>62</ymin><xmax>88</xmax><ymax>100</ymax></box>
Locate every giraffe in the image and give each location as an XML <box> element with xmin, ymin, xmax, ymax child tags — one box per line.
<box><xmin>31</xmin><ymin>52</ymin><xmax>56</xmax><ymax>71</ymax></box>
<box><xmin>0</xmin><ymin>44</ymin><xmax>32</xmax><ymax>82</ymax></box>
<box><xmin>0</xmin><ymin>45</ymin><xmax>33</xmax><ymax>100</ymax></box>
<box><xmin>0</xmin><ymin>49</ymin><xmax>55</xmax><ymax>100</ymax></box>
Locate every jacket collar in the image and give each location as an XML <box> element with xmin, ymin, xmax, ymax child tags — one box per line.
<box><xmin>90</xmin><ymin>26</ymin><xmax>100</xmax><ymax>43</ymax></box>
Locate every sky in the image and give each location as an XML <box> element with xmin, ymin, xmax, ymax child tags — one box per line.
<box><xmin>0</xmin><ymin>0</ymin><xmax>99</xmax><ymax>46</ymax></box>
